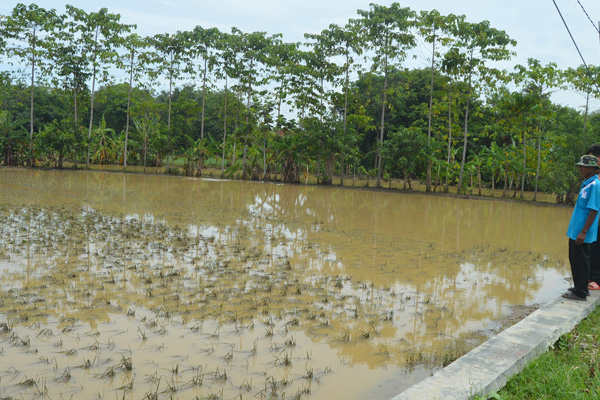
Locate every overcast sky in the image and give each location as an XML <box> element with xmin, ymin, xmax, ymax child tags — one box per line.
<box><xmin>2</xmin><ymin>0</ymin><xmax>599</xmax><ymax>111</ymax></box>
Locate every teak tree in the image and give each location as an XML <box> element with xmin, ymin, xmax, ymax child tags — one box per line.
<box><xmin>513</xmin><ymin>58</ymin><xmax>562</xmax><ymax>200</ymax></box>
<box><xmin>312</xmin><ymin>21</ymin><xmax>365</xmax><ymax>185</ymax></box>
<box><xmin>3</xmin><ymin>3</ymin><xmax>61</xmax><ymax>166</ymax></box>
<box><xmin>357</xmin><ymin>3</ymin><xmax>416</xmax><ymax>187</ymax></box>
<box><xmin>146</xmin><ymin>31</ymin><xmax>191</xmax><ymax>169</ymax></box>
<box><xmin>416</xmin><ymin>10</ymin><xmax>458</xmax><ymax>192</ymax></box>
<box><xmin>443</xmin><ymin>18</ymin><xmax>515</xmax><ymax>194</ymax></box>
<box><xmin>116</xmin><ymin>33</ymin><xmax>145</xmax><ymax>168</ymax></box>
<box><xmin>66</xmin><ymin>6</ymin><xmax>133</xmax><ymax>167</ymax></box>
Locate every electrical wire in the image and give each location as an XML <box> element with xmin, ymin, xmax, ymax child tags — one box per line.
<box><xmin>552</xmin><ymin>0</ymin><xmax>600</xmax><ymax>95</ymax></box>
<box><xmin>576</xmin><ymin>0</ymin><xmax>600</xmax><ymax>34</ymax></box>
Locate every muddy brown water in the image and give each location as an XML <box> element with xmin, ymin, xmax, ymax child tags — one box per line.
<box><xmin>0</xmin><ymin>169</ymin><xmax>571</xmax><ymax>399</ymax></box>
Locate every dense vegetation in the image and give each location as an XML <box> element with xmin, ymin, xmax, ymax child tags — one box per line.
<box><xmin>0</xmin><ymin>2</ymin><xmax>599</xmax><ymax>202</ymax></box>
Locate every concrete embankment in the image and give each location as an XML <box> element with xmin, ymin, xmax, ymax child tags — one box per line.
<box><xmin>393</xmin><ymin>291</ymin><xmax>600</xmax><ymax>399</ymax></box>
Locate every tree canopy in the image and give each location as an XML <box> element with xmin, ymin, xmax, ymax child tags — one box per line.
<box><xmin>0</xmin><ymin>2</ymin><xmax>598</xmax><ymax>203</ymax></box>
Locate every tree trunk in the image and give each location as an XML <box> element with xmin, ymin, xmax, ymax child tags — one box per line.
<box><xmin>377</xmin><ymin>51</ymin><xmax>388</xmax><ymax>188</ymax></box>
<box><xmin>242</xmin><ymin>58</ymin><xmax>253</xmax><ymax>180</ymax></box>
<box><xmin>87</xmin><ymin>27</ymin><xmax>100</xmax><ymax>168</ymax></box>
<box><xmin>534</xmin><ymin>131</ymin><xmax>541</xmax><ymax>202</ymax></box>
<box><xmin>221</xmin><ymin>74</ymin><xmax>228</xmax><ymax>178</ymax></box>
<box><xmin>477</xmin><ymin>166</ymin><xmax>482</xmax><ymax>196</ymax></box>
<box><xmin>166</xmin><ymin>52</ymin><xmax>173</xmax><ymax>171</ymax></box>
<box><xmin>201</xmin><ymin>58</ymin><xmax>207</xmax><ymax>140</ymax></box>
<box><xmin>339</xmin><ymin>155</ymin><xmax>345</xmax><ymax>186</ymax></box>
<box><xmin>263</xmin><ymin>130</ymin><xmax>266</xmax><ymax>180</ymax></box>
<box><xmin>521</xmin><ymin>131</ymin><xmax>526</xmax><ymax>199</ymax></box>
<box><xmin>445</xmin><ymin>91</ymin><xmax>452</xmax><ymax>193</ymax></box>
<box><xmin>73</xmin><ymin>73</ymin><xmax>79</xmax><ymax>168</ymax></box>
<box><xmin>583</xmin><ymin>91</ymin><xmax>589</xmax><ymax>134</ymax></box>
<box><xmin>124</xmin><ymin>48</ymin><xmax>134</xmax><ymax>169</ymax></box>
<box><xmin>457</xmin><ymin>68</ymin><xmax>472</xmax><ymax>194</ymax></box>
<box><xmin>29</xmin><ymin>25</ymin><xmax>36</xmax><ymax>167</ymax></box>
<box><xmin>341</xmin><ymin>49</ymin><xmax>350</xmax><ymax>187</ymax></box>
<box><xmin>426</xmin><ymin>29</ymin><xmax>436</xmax><ymax>192</ymax></box>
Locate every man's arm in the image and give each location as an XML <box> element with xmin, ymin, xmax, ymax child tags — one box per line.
<box><xmin>577</xmin><ymin>209</ymin><xmax>599</xmax><ymax>244</ymax></box>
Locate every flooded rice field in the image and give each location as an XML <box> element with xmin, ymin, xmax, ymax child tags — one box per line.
<box><xmin>0</xmin><ymin>169</ymin><xmax>572</xmax><ymax>399</ymax></box>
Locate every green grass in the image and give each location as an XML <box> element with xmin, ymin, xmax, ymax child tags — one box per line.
<box><xmin>490</xmin><ymin>306</ymin><xmax>600</xmax><ymax>399</ymax></box>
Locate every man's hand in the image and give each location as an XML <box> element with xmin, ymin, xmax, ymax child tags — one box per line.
<box><xmin>578</xmin><ymin>209</ymin><xmax>598</xmax><ymax>245</ymax></box>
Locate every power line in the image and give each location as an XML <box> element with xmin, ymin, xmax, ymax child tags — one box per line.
<box><xmin>552</xmin><ymin>0</ymin><xmax>600</xmax><ymax>95</ymax></box>
<box><xmin>576</xmin><ymin>0</ymin><xmax>600</xmax><ymax>34</ymax></box>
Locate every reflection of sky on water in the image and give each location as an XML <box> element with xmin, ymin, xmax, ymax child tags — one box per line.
<box><xmin>0</xmin><ymin>169</ymin><xmax>573</xmax><ymax>311</ymax></box>
<box><xmin>0</xmin><ymin>169</ymin><xmax>574</xmax><ymax>399</ymax></box>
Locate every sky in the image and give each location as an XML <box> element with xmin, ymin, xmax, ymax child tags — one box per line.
<box><xmin>2</xmin><ymin>0</ymin><xmax>600</xmax><ymax>112</ymax></box>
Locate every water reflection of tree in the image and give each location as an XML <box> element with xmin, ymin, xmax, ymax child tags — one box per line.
<box><xmin>0</xmin><ymin>170</ymin><xmax>571</xmax><ymax>372</ymax></box>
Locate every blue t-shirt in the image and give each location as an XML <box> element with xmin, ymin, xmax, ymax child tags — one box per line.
<box><xmin>567</xmin><ymin>175</ymin><xmax>600</xmax><ymax>243</ymax></box>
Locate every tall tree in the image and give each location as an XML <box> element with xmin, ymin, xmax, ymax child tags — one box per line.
<box><xmin>213</xmin><ymin>30</ymin><xmax>241</xmax><ymax>178</ymax></box>
<box><xmin>48</xmin><ymin>11</ymin><xmax>89</xmax><ymax>135</ymax></box>
<box><xmin>66</xmin><ymin>5</ymin><xmax>133</xmax><ymax>167</ymax></box>
<box><xmin>3</xmin><ymin>3</ymin><xmax>61</xmax><ymax>166</ymax></box>
<box><xmin>513</xmin><ymin>59</ymin><xmax>561</xmax><ymax>200</ymax></box>
<box><xmin>115</xmin><ymin>33</ymin><xmax>145</xmax><ymax>168</ymax></box>
<box><xmin>268</xmin><ymin>41</ymin><xmax>301</xmax><ymax>127</ymax></box>
<box><xmin>416</xmin><ymin>10</ymin><xmax>457</xmax><ymax>192</ymax></box>
<box><xmin>303</xmin><ymin>32</ymin><xmax>341</xmax><ymax>183</ymax></box>
<box><xmin>189</xmin><ymin>26</ymin><xmax>221</xmax><ymax>141</ymax></box>
<box><xmin>564</xmin><ymin>64</ymin><xmax>600</xmax><ymax>135</ymax></box>
<box><xmin>357</xmin><ymin>3</ymin><xmax>416</xmax><ymax>187</ymax></box>
<box><xmin>442</xmin><ymin>18</ymin><xmax>515</xmax><ymax>194</ymax></box>
<box><xmin>314</xmin><ymin>21</ymin><xmax>365</xmax><ymax>185</ymax></box>
<box><xmin>232</xmin><ymin>28</ymin><xmax>281</xmax><ymax>179</ymax></box>
<box><xmin>147</xmin><ymin>30</ymin><xmax>191</xmax><ymax>169</ymax></box>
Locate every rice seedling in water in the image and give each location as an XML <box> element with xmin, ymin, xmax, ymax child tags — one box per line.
<box><xmin>0</xmin><ymin>179</ymin><xmax>551</xmax><ymax>400</ymax></box>
<box><xmin>119</xmin><ymin>355</ymin><xmax>133</xmax><ymax>371</ymax></box>
<box><xmin>190</xmin><ymin>365</ymin><xmax>206</xmax><ymax>387</ymax></box>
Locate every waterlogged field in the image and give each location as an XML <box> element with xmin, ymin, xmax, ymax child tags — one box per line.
<box><xmin>0</xmin><ymin>169</ymin><xmax>572</xmax><ymax>399</ymax></box>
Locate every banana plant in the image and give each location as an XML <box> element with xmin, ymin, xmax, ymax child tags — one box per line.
<box><xmin>91</xmin><ymin>115</ymin><xmax>115</xmax><ymax>165</ymax></box>
<box><xmin>133</xmin><ymin>114</ymin><xmax>160</xmax><ymax>172</ymax></box>
<box><xmin>182</xmin><ymin>134</ymin><xmax>219</xmax><ymax>177</ymax></box>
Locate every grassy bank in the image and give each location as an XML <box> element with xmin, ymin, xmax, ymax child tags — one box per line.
<box><xmin>487</xmin><ymin>304</ymin><xmax>600</xmax><ymax>399</ymax></box>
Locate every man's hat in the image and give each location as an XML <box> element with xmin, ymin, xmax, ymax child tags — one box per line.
<box><xmin>576</xmin><ymin>155</ymin><xmax>599</xmax><ymax>168</ymax></box>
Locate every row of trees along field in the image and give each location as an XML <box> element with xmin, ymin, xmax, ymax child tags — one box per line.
<box><xmin>0</xmin><ymin>3</ymin><xmax>599</xmax><ymax>203</ymax></box>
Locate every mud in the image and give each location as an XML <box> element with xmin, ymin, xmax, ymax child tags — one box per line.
<box><xmin>0</xmin><ymin>169</ymin><xmax>572</xmax><ymax>399</ymax></box>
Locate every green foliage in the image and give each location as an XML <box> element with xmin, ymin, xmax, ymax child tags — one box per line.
<box><xmin>498</xmin><ymin>310</ymin><xmax>600</xmax><ymax>399</ymax></box>
<box><xmin>0</xmin><ymin>110</ymin><xmax>28</xmax><ymax>166</ymax></box>
<box><xmin>382</xmin><ymin>126</ymin><xmax>428</xmax><ymax>186</ymax></box>
<box><xmin>37</xmin><ymin>118</ymin><xmax>81</xmax><ymax>168</ymax></box>
<box><xmin>181</xmin><ymin>134</ymin><xmax>219</xmax><ymax>177</ymax></box>
<box><xmin>0</xmin><ymin>3</ymin><xmax>598</xmax><ymax>201</ymax></box>
<box><xmin>132</xmin><ymin>114</ymin><xmax>160</xmax><ymax>170</ymax></box>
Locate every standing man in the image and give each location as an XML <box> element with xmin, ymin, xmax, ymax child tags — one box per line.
<box><xmin>585</xmin><ymin>145</ymin><xmax>600</xmax><ymax>290</ymax></box>
<box><xmin>564</xmin><ymin>155</ymin><xmax>600</xmax><ymax>301</ymax></box>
